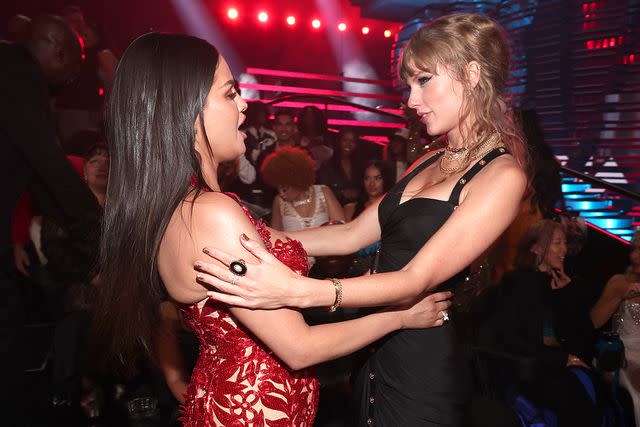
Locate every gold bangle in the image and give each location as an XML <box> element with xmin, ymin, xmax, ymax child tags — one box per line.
<box><xmin>328</xmin><ymin>278</ymin><xmax>342</xmax><ymax>312</ymax></box>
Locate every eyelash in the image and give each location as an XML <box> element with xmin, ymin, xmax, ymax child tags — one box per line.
<box><xmin>417</xmin><ymin>76</ymin><xmax>432</xmax><ymax>86</ymax></box>
<box><xmin>227</xmin><ymin>89</ymin><xmax>238</xmax><ymax>100</ymax></box>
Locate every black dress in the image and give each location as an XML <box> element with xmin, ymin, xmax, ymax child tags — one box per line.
<box><xmin>353</xmin><ymin>147</ymin><xmax>508</xmax><ymax>426</ymax></box>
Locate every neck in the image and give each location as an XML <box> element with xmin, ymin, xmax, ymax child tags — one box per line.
<box><xmin>446</xmin><ymin>128</ymin><xmax>465</xmax><ymax>151</ymax></box>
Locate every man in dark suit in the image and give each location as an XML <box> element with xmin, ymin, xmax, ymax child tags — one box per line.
<box><xmin>0</xmin><ymin>15</ymin><xmax>100</xmax><ymax>422</ymax></box>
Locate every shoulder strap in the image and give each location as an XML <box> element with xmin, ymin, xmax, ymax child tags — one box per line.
<box><xmin>447</xmin><ymin>147</ymin><xmax>509</xmax><ymax>206</ymax></box>
<box><xmin>400</xmin><ymin>151</ymin><xmax>444</xmax><ymax>183</ymax></box>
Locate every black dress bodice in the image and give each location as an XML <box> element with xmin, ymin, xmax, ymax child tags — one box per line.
<box><xmin>354</xmin><ymin>147</ymin><xmax>508</xmax><ymax>426</ymax></box>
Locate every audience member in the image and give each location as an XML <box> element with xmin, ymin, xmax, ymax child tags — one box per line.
<box><xmin>250</xmin><ymin>110</ymin><xmax>298</xmax><ymax>167</ymax></box>
<box><xmin>479</xmin><ymin>220</ymin><xmax>606</xmax><ymax>426</ymax></box>
<box><xmin>261</xmin><ymin>147</ymin><xmax>344</xmax><ymax>267</ymax></box>
<box><xmin>387</xmin><ymin>127</ymin><xmax>410</xmax><ymax>182</ymax></box>
<box><xmin>243</xmin><ymin>101</ymin><xmax>276</xmax><ymax>147</ymax></box>
<box><xmin>591</xmin><ymin>231</ymin><xmax>640</xmax><ymax>426</ymax></box>
<box><xmin>56</xmin><ymin>5</ymin><xmax>118</xmax><ymax>143</ymax></box>
<box><xmin>297</xmin><ymin>106</ymin><xmax>334</xmax><ymax>169</ymax></box>
<box><xmin>317</xmin><ymin>129</ymin><xmax>364</xmax><ymax>205</ymax></box>
<box><xmin>0</xmin><ymin>15</ymin><xmax>100</xmax><ymax>420</ymax></box>
<box><xmin>344</xmin><ymin>160</ymin><xmax>393</xmax><ymax>277</ymax></box>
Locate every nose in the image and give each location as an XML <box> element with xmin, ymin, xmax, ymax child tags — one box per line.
<box><xmin>407</xmin><ymin>86</ymin><xmax>421</xmax><ymax>109</ymax></box>
<box><xmin>237</xmin><ymin>94</ymin><xmax>248</xmax><ymax>114</ymax></box>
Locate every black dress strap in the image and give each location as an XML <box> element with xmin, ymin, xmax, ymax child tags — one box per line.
<box><xmin>399</xmin><ymin>151</ymin><xmax>444</xmax><ymax>186</ymax></box>
<box><xmin>447</xmin><ymin>146</ymin><xmax>509</xmax><ymax>206</ymax></box>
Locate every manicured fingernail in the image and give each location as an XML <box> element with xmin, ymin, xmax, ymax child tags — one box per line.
<box><xmin>240</xmin><ymin>233</ymin><xmax>249</xmax><ymax>241</ymax></box>
<box><xmin>196</xmin><ymin>274</ymin><xmax>204</xmax><ymax>281</ymax></box>
<box><xmin>194</xmin><ymin>262</ymin><xmax>202</xmax><ymax>269</ymax></box>
<box><xmin>202</xmin><ymin>247</ymin><xmax>211</xmax><ymax>255</ymax></box>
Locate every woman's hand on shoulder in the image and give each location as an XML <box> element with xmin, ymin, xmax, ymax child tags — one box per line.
<box><xmin>195</xmin><ymin>233</ymin><xmax>307</xmax><ymax>309</ymax></box>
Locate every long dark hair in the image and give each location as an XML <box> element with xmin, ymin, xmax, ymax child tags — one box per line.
<box><xmin>517</xmin><ymin>109</ymin><xmax>564</xmax><ymax>218</ymax></box>
<box><xmin>92</xmin><ymin>33</ymin><xmax>219</xmax><ymax>374</ymax></box>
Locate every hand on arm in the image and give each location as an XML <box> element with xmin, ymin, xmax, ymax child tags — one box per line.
<box><xmin>196</xmin><ymin>159</ymin><xmax>526</xmax><ymax>309</ymax></box>
<box><xmin>187</xmin><ymin>194</ymin><xmax>452</xmax><ymax>370</ymax></box>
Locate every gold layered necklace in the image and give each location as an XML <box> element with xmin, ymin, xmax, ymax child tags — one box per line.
<box><xmin>439</xmin><ymin>131</ymin><xmax>503</xmax><ymax>174</ymax></box>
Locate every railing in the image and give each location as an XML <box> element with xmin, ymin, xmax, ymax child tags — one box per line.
<box><xmin>561</xmin><ymin>166</ymin><xmax>640</xmax><ymax>203</ymax></box>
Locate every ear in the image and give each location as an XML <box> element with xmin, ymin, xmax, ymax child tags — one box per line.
<box><xmin>466</xmin><ymin>61</ymin><xmax>481</xmax><ymax>89</ymax></box>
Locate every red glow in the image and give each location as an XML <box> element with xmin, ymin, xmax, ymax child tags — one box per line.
<box><xmin>338</xmin><ymin>22</ymin><xmax>347</xmax><ymax>32</ymax></box>
<box><xmin>227</xmin><ymin>8</ymin><xmax>239</xmax><ymax>20</ymax></box>
<box><xmin>603</xmin><ymin>38</ymin><xmax>609</xmax><ymax>48</ymax></box>
<box><xmin>582</xmin><ymin>3</ymin><xmax>588</xmax><ymax>12</ymax></box>
<box><xmin>384</xmin><ymin>29</ymin><xmax>392</xmax><ymax>38</ymax></box>
<box><xmin>286</xmin><ymin>16</ymin><xmax>296</xmax><ymax>25</ymax></box>
<box><xmin>98</xmin><ymin>88</ymin><xmax>104</xmax><ymax>96</ymax></box>
<box><xmin>631</xmin><ymin>54</ymin><xmax>636</xmax><ymax>63</ymax></box>
<box><xmin>586</xmin><ymin>40</ymin><xmax>594</xmax><ymax>49</ymax></box>
<box><xmin>312</xmin><ymin>19</ymin><xmax>321</xmax><ymax>29</ymax></box>
<box><xmin>81</xmin><ymin>53</ymin><xmax>86</xmax><ymax>60</ymax></box>
<box><xmin>610</xmin><ymin>37</ymin><xmax>616</xmax><ymax>47</ymax></box>
<box><xmin>258</xmin><ymin>11</ymin><xmax>268</xmax><ymax>23</ymax></box>
<box><xmin>361</xmin><ymin>26</ymin><xmax>370</xmax><ymax>35</ymax></box>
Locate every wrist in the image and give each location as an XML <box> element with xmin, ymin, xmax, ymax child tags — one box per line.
<box><xmin>296</xmin><ymin>276</ymin><xmax>335</xmax><ymax>309</ymax></box>
<box><xmin>379</xmin><ymin>306</ymin><xmax>404</xmax><ymax>330</ymax></box>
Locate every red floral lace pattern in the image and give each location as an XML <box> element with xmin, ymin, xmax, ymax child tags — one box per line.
<box><xmin>179</xmin><ymin>196</ymin><xmax>317</xmax><ymax>426</ymax></box>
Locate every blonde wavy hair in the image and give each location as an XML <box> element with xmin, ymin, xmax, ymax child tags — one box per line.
<box><xmin>400</xmin><ymin>13</ymin><xmax>527</xmax><ymax>169</ymax></box>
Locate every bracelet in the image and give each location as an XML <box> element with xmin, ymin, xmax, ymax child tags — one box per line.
<box><xmin>328</xmin><ymin>278</ymin><xmax>343</xmax><ymax>313</ymax></box>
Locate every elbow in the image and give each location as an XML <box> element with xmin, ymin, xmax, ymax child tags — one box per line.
<box><xmin>281</xmin><ymin>349</ymin><xmax>314</xmax><ymax>371</ymax></box>
<box><xmin>402</xmin><ymin>269</ymin><xmax>431</xmax><ymax>298</ymax></box>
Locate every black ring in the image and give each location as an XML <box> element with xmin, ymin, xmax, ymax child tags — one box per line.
<box><xmin>229</xmin><ymin>260</ymin><xmax>247</xmax><ymax>276</ymax></box>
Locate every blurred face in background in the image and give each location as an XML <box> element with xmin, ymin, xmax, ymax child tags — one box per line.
<box><xmin>84</xmin><ymin>149</ymin><xmax>109</xmax><ymax>195</ymax></box>
<box><xmin>538</xmin><ymin>228</ymin><xmax>567</xmax><ymax>272</ymax></box>
<box><xmin>340</xmin><ymin>131</ymin><xmax>356</xmax><ymax>157</ymax></box>
<box><xmin>363</xmin><ymin>166</ymin><xmax>384</xmax><ymax>199</ymax></box>
<box><xmin>273</xmin><ymin>114</ymin><xmax>296</xmax><ymax>144</ymax></box>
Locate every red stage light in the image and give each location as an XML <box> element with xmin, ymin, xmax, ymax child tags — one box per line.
<box><xmin>338</xmin><ymin>23</ymin><xmax>346</xmax><ymax>32</ymax></box>
<box><xmin>286</xmin><ymin>16</ymin><xmax>296</xmax><ymax>25</ymax></box>
<box><xmin>98</xmin><ymin>88</ymin><xmax>104</xmax><ymax>96</ymax></box>
<box><xmin>258</xmin><ymin>11</ymin><xmax>268</xmax><ymax>23</ymax></box>
<box><xmin>227</xmin><ymin>8</ymin><xmax>239</xmax><ymax>20</ymax></box>
<box><xmin>312</xmin><ymin>19</ymin><xmax>321</xmax><ymax>29</ymax></box>
<box><xmin>361</xmin><ymin>26</ymin><xmax>370</xmax><ymax>35</ymax></box>
<box><xmin>384</xmin><ymin>29</ymin><xmax>392</xmax><ymax>38</ymax></box>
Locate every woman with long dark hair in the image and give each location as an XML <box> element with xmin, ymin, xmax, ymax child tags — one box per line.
<box><xmin>194</xmin><ymin>13</ymin><xmax>528</xmax><ymax>426</ymax></box>
<box><xmin>92</xmin><ymin>33</ymin><xmax>451</xmax><ymax>426</ymax></box>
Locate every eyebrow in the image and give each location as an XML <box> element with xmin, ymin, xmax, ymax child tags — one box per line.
<box><xmin>219</xmin><ymin>79</ymin><xmax>237</xmax><ymax>89</ymax></box>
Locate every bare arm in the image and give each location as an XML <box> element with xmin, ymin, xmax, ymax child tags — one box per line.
<box><xmin>590</xmin><ymin>275</ymin><xmax>627</xmax><ymax>328</ymax></box>
<box><xmin>322</xmin><ymin>185</ymin><xmax>345</xmax><ymax>223</ymax></box>
<box><xmin>168</xmin><ymin>194</ymin><xmax>451</xmax><ymax>370</ymax></box>
<box><xmin>270</xmin><ymin>196</ymin><xmax>283</xmax><ymax>231</ymax></box>
<box><xmin>344</xmin><ymin>203</ymin><xmax>356</xmax><ymax>222</ymax></box>
<box><xmin>197</xmin><ymin>160</ymin><xmax>526</xmax><ymax>309</ymax></box>
<box><xmin>285</xmin><ymin>197</ymin><xmax>382</xmax><ymax>256</ymax></box>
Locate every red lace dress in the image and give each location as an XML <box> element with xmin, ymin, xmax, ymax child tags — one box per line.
<box><xmin>179</xmin><ymin>203</ymin><xmax>319</xmax><ymax>426</ymax></box>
